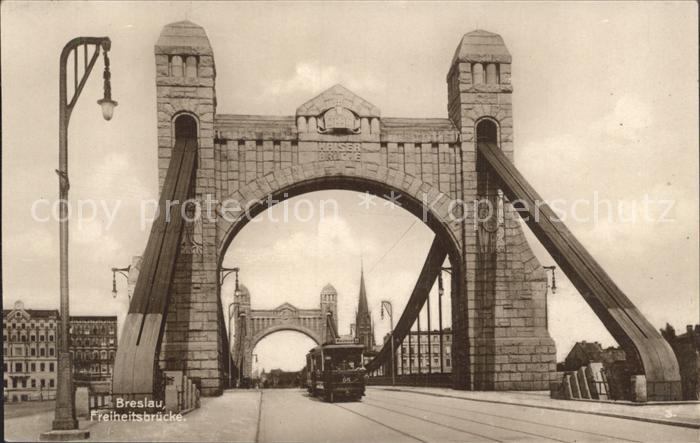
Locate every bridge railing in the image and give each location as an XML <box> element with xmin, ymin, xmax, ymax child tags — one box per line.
<box><xmin>366</xmin><ymin>237</ymin><xmax>453</xmax><ymax>387</ymax></box>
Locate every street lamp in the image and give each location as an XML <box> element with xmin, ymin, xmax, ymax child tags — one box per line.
<box><xmin>220</xmin><ymin>266</ymin><xmax>240</xmax><ymax>286</ymax></box>
<box><xmin>543</xmin><ymin>266</ymin><xmax>557</xmax><ymax>331</ymax></box>
<box><xmin>42</xmin><ymin>36</ymin><xmax>116</xmax><ymax>442</ymax></box>
<box><xmin>238</xmin><ymin>312</ymin><xmax>247</xmax><ymax>388</ymax></box>
<box><xmin>222</xmin><ymin>267</ymin><xmax>241</xmax><ymax>388</ymax></box>
<box><xmin>380</xmin><ymin>300</ymin><xmax>395</xmax><ymax>386</ymax></box>
<box><xmin>543</xmin><ymin>266</ymin><xmax>557</xmax><ymax>294</ymax></box>
<box><xmin>111</xmin><ymin>266</ymin><xmax>131</xmax><ymax>300</ymax></box>
<box><xmin>96</xmin><ymin>47</ymin><xmax>117</xmax><ymax>120</ymax></box>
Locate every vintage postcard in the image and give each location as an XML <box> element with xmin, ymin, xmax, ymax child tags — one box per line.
<box><xmin>2</xmin><ymin>2</ymin><xmax>699</xmax><ymax>442</ymax></box>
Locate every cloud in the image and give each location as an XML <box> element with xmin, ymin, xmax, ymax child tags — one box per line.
<box><xmin>243</xmin><ymin>214</ymin><xmax>376</xmax><ymax>263</ymax></box>
<box><xmin>263</xmin><ymin>61</ymin><xmax>385</xmax><ymax>98</ymax></box>
<box><xmin>593</xmin><ymin>94</ymin><xmax>653</xmax><ymax>144</ymax></box>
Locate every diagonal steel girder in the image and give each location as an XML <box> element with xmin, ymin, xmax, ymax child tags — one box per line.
<box><xmin>477</xmin><ymin>141</ymin><xmax>681</xmax><ymax>398</ymax></box>
<box><xmin>366</xmin><ymin>237</ymin><xmax>447</xmax><ymax>372</ymax></box>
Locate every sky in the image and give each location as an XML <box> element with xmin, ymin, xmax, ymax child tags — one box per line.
<box><xmin>2</xmin><ymin>2</ymin><xmax>698</xmax><ymax>372</ymax></box>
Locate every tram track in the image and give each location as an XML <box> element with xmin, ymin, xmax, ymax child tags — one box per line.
<box><xmin>369</xmin><ymin>391</ymin><xmax>642</xmax><ymax>442</ymax></box>
<box><xmin>254</xmin><ymin>389</ymin><xmax>697</xmax><ymax>442</ymax></box>
<box><xmin>255</xmin><ymin>390</ymin><xmax>264</xmax><ymax>443</ymax></box>
<box><xmin>347</xmin><ymin>399</ymin><xmax>556</xmax><ymax>443</ymax></box>
<box><xmin>332</xmin><ymin>402</ymin><xmax>429</xmax><ymax>443</ymax></box>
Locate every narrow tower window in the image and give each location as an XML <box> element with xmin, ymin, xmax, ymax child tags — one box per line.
<box><xmin>175</xmin><ymin>114</ymin><xmax>197</xmax><ymax>139</ymax></box>
<box><xmin>472</xmin><ymin>63</ymin><xmax>484</xmax><ymax>85</ymax></box>
<box><xmin>485</xmin><ymin>63</ymin><xmax>499</xmax><ymax>84</ymax></box>
<box><xmin>170</xmin><ymin>56</ymin><xmax>183</xmax><ymax>77</ymax></box>
<box><xmin>476</xmin><ymin>119</ymin><xmax>498</xmax><ymax>145</ymax></box>
<box><xmin>185</xmin><ymin>56</ymin><xmax>198</xmax><ymax>78</ymax></box>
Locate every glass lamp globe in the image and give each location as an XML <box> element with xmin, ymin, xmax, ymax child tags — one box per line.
<box><xmin>98</xmin><ymin>98</ymin><xmax>118</xmax><ymax>121</ymax></box>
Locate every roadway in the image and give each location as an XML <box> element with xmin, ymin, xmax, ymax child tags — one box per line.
<box><xmin>4</xmin><ymin>387</ymin><xmax>698</xmax><ymax>442</ymax></box>
<box><xmin>258</xmin><ymin>388</ymin><xmax>699</xmax><ymax>443</ymax></box>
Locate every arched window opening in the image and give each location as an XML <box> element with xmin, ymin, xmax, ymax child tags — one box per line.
<box><xmin>476</xmin><ymin>119</ymin><xmax>498</xmax><ymax>145</ymax></box>
<box><xmin>175</xmin><ymin>114</ymin><xmax>197</xmax><ymax>139</ymax></box>
<box><xmin>485</xmin><ymin>63</ymin><xmax>499</xmax><ymax>84</ymax></box>
<box><xmin>472</xmin><ymin>63</ymin><xmax>484</xmax><ymax>85</ymax></box>
<box><xmin>185</xmin><ymin>56</ymin><xmax>198</xmax><ymax>78</ymax></box>
<box><xmin>171</xmin><ymin>56</ymin><xmax>183</xmax><ymax>77</ymax></box>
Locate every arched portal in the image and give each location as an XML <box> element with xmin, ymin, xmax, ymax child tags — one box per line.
<box><xmin>236</xmin><ymin>326</ymin><xmax>322</xmax><ymax>385</ymax></box>
<box><xmin>251</xmin><ymin>325</ymin><xmax>322</xmax><ymax>350</ymax></box>
<box><xmin>229</xmin><ymin>283</ymin><xmax>331</xmax><ymax>381</ymax></box>
<box><xmin>217</xmin><ymin>168</ymin><xmax>463</xmax><ymax>269</ymax></box>
<box><xmin>253</xmin><ymin>331</ymin><xmax>318</xmax><ymax>388</ymax></box>
<box><xmin>218</xmin><ymin>170</ymin><xmax>464</xmax><ymax>383</ymax></box>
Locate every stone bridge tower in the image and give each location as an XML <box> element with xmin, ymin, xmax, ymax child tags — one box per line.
<box><xmin>154</xmin><ymin>21</ymin><xmax>224</xmax><ymax>395</ymax></box>
<box><xmin>446</xmin><ymin>30</ymin><xmax>557</xmax><ymax>390</ymax></box>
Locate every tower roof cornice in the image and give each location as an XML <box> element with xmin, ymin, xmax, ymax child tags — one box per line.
<box><xmin>451</xmin><ymin>29</ymin><xmax>511</xmax><ymax>66</ymax></box>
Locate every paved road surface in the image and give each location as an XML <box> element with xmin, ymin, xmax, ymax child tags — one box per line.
<box><xmin>5</xmin><ymin>388</ymin><xmax>698</xmax><ymax>442</ymax></box>
<box><xmin>258</xmin><ymin>388</ymin><xmax>699</xmax><ymax>443</ymax></box>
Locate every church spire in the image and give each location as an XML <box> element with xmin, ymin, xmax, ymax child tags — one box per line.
<box><xmin>355</xmin><ymin>261</ymin><xmax>375</xmax><ymax>350</ymax></box>
<box><xmin>358</xmin><ymin>262</ymin><xmax>369</xmax><ymax>315</ymax></box>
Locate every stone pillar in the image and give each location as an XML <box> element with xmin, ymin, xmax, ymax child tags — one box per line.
<box><xmin>447</xmin><ymin>30</ymin><xmax>557</xmax><ymax>390</ymax></box>
<box><xmin>163</xmin><ymin>370</ymin><xmax>183</xmax><ymax>412</ymax></box>
<box><xmin>74</xmin><ymin>387</ymin><xmax>90</xmax><ymax>418</ymax></box>
<box><xmin>155</xmin><ymin>20</ymin><xmax>224</xmax><ymax>396</ymax></box>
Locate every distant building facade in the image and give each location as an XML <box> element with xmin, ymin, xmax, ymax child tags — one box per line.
<box><xmin>70</xmin><ymin>316</ymin><xmax>118</xmax><ymax>383</ymax></box>
<box><xmin>396</xmin><ymin>328</ymin><xmax>453</xmax><ymax>374</ymax></box>
<box><xmin>260</xmin><ymin>369</ymin><xmax>301</xmax><ymax>388</ymax></box>
<box><xmin>3</xmin><ymin>301</ymin><xmax>59</xmax><ymax>402</ymax></box>
<box><xmin>3</xmin><ymin>301</ymin><xmax>118</xmax><ymax>403</ymax></box>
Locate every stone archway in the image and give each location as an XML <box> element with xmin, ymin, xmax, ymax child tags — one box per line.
<box><xmin>230</xmin><ymin>284</ymin><xmax>335</xmax><ymax>379</ymax></box>
<box><xmin>216</xmin><ymin>164</ymin><xmax>463</xmax><ymax>265</ymax></box>
<box><xmin>242</xmin><ymin>326</ymin><xmax>322</xmax><ymax>379</ymax></box>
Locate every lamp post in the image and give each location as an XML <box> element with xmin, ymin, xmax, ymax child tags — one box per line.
<box><xmin>543</xmin><ymin>265</ymin><xmax>557</xmax><ymax>331</ymax></box>
<box><xmin>438</xmin><ymin>266</ymin><xmax>451</xmax><ymax>374</ymax></box>
<box><xmin>227</xmin><ymin>301</ymin><xmax>235</xmax><ymax>388</ymax></box>
<box><xmin>380</xmin><ymin>300</ymin><xmax>395</xmax><ymax>386</ymax></box>
<box><xmin>42</xmin><ymin>36</ymin><xmax>117</xmax><ymax>442</ymax></box>
<box><xmin>221</xmin><ymin>266</ymin><xmax>241</xmax><ymax>388</ymax></box>
<box><xmin>543</xmin><ymin>266</ymin><xmax>557</xmax><ymax>294</ymax></box>
<box><xmin>220</xmin><ymin>266</ymin><xmax>240</xmax><ymax>286</ymax></box>
<box><xmin>238</xmin><ymin>312</ymin><xmax>247</xmax><ymax>388</ymax></box>
<box><xmin>111</xmin><ymin>266</ymin><xmax>131</xmax><ymax>300</ymax></box>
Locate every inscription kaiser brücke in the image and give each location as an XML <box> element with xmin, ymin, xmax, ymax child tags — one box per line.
<box><xmin>318</xmin><ymin>142</ymin><xmax>362</xmax><ymax>161</ymax></box>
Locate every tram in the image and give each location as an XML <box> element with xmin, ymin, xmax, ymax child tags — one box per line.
<box><xmin>305</xmin><ymin>342</ymin><xmax>366</xmax><ymax>402</ymax></box>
